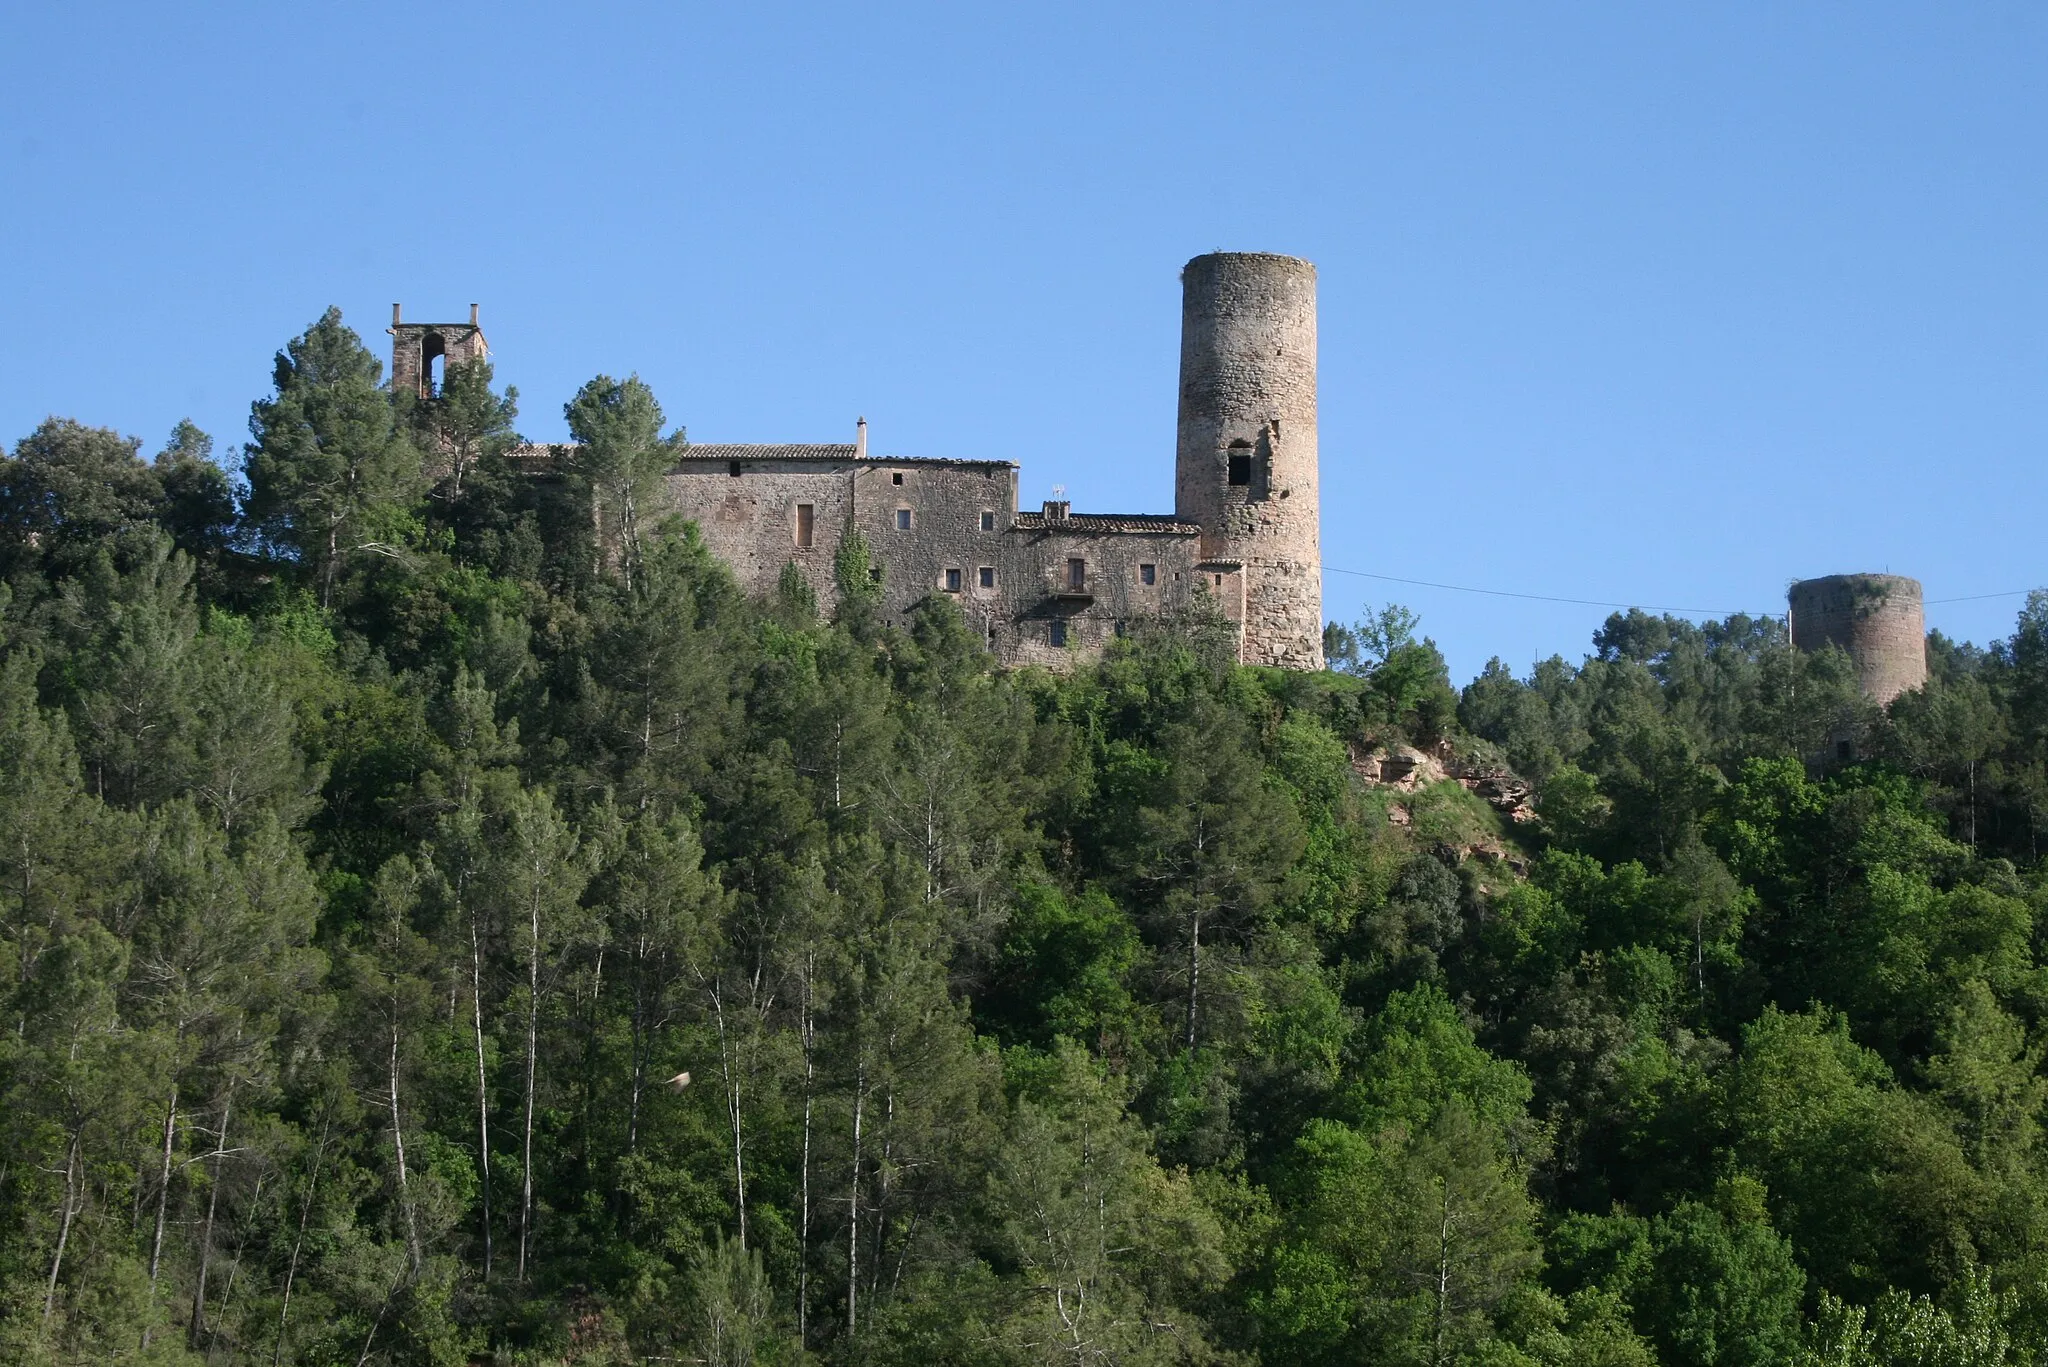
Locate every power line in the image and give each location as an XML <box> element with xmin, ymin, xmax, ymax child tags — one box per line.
<box><xmin>1320</xmin><ymin>565</ymin><xmax>1765</xmax><ymax>617</ymax></box>
<box><xmin>1928</xmin><ymin>590</ymin><xmax>2035</xmax><ymax>605</ymax></box>
<box><xmin>1322</xmin><ymin>565</ymin><xmax>2041</xmax><ymax>616</ymax></box>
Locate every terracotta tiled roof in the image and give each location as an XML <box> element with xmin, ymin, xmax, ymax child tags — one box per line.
<box><xmin>514</xmin><ymin>442</ymin><xmax>1015</xmax><ymax>470</ymax></box>
<box><xmin>676</xmin><ymin>444</ymin><xmax>860</xmax><ymax>461</ymax></box>
<box><xmin>1013</xmin><ymin>511</ymin><xmax>1202</xmax><ymax>535</ymax></box>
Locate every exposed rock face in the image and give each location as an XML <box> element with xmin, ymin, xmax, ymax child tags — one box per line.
<box><xmin>1348</xmin><ymin>740</ymin><xmax>1537</xmax><ymax>824</ymax></box>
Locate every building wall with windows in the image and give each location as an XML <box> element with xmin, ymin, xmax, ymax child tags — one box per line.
<box><xmin>662</xmin><ymin>449</ymin><xmax>1219</xmax><ymax>666</ymax></box>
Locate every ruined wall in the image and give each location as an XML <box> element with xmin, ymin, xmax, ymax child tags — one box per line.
<box><xmin>1788</xmin><ymin>573</ymin><xmax>1928</xmax><ymax>705</ymax></box>
<box><xmin>1175</xmin><ymin>252</ymin><xmax>1324</xmax><ymax>670</ymax></box>
<box><xmin>388</xmin><ymin>305</ymin><xmax>487</xmax><ymax>397</ymax></box>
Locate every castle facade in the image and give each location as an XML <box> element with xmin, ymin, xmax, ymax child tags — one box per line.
<box><xmin>392</xmin><ymin>252</ymin><xmax>1326</xmax><ymax>670</ymax></box>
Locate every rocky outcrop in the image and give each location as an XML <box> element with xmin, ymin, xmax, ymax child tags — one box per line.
<box><xmin>1348</xmin><ymin>740</ymin><xmax>1537</xmax><ymax>824</ymax></box>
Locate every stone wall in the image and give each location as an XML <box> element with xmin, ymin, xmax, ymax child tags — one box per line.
<box><xmin>1174</xmin><ymin>253</ymin><xmax>1324</xmax><ymax>670</ymax></box>
<box><xmin>388</xmin><ymin>305</ymin><xmax>488</xmax><ymax>397</ymax></box>
<box><xmin>662</xmin><ymin>449</ymin><xmax>1209</xmax><ymax>667</ymax></box>
<box><xmin>1788</xmin><ymin>573</ymin><xmax>1928</xmax><ymax>705</ymax></box>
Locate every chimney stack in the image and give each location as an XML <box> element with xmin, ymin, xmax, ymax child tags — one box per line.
<box><xmin>855</xmin><ymin>416</ymin><xmax>868</xmax><ymax>460</ymax></box>
<box><xmin>392</xmin><ymin>303</ymin><xmax>402</xmax><ymax>326</ymax></box>
<box><xmin>470</xmin><ymin>303</ymin><xmax>480</xmax><ymax>326</ymax></box>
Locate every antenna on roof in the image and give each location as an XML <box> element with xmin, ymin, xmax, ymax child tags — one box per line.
<box><xmin>1052</xmin><ymin>484</ymin><xmax>1066</xmax><ymax>497</ymax></box>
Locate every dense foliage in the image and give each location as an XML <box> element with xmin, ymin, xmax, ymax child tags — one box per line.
<box><xmin>3</xmin><ymin>308</ymin><xmax>2048</xmax><ymax>1366</ymax></box>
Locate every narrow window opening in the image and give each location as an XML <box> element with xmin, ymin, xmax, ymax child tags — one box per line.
<box><xmin>1139</xmin><ymin>563</ymin><xmax>1156</xmax><ymax>585</ymax></box>
<box><xmin>795</xmin><ymin>503</ymin><xmax>814</xmax><ymax>548</ymax></box>
<box><xmin>1067</xmin><ymin>558</ymin><xmax>1086</xmax><ymax>590</ymax></box>
<box><xmin>1049</xmin><ymin>619</ymin><xmax>1067</xmax><ymax>647</ymax></box>
<box><xmin>945</xmin><ymin>568</ymin><xmax>961</xmax><ymax>593</ymax></box>
<box><xmin>978</xmin><ymin>566</ymin><xmax>995</xmax><ymax>589</ymax></box>
<box><xmin>728</xmin><ymin>460</ymin><xmax>743</xmax><ymax>477</ymax></box>
<box><xmin>1227</xmin><ymin>453</ymin><xmax>1252</xmax><ymax>485</ymax></box>
<box><xmin>980</xmin><ymin>510</ymin><xmax>996</xmax><ymax>531</ymax></box>
<box><xmin>891</xmin><ymin>471</ymin><xmax>904</xmax><ymax>486</ymax></box>
<box><xmin>896</xmin><ymin>508</ymin><xmax>911</xmax><ymax>530</ymax></box>
<box><xmin>1214</xmin><ymin>574</ymin><xmax>1223</xmax><ymax>587</ymax></box>
<box><xmin>421</xmin><ymin>332</ymin><xmax>446</xmax><ymax>396</ymax></box>
<box><xmin>868</xmin><ymin>567</ymin><xmax>882</xmax><ymax>584</ymax></box>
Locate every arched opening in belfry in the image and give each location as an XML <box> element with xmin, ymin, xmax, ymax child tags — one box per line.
<box><xmin>421</xmin><ymin>331</ymin><xmax>447</xmax><ymax>396</ymax></box>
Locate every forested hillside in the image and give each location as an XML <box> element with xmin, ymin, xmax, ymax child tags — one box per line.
<box><xmin>6</xmin><ymin>308</ymin><xmax>2048</xmax><ymax>1367</ymax></box>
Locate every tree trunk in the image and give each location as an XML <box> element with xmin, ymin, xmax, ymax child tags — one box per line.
<box><xmin>142</xmin><ymin>1081</ymin><xmax>178</xmax><ymax>1348</ymax></box>
<box><xmin>518</xmin><ymin>884</ymin><xmax>541</xmax><ymax>1282</ymax></box>
<box><xmin>390</xmin><ymin>996</ymin><xmax>423</xmax><ymax>1278</ymax></box>
<box><xmin>847</xmin><ymin>1069</ymin><xmax>864</xmax><ymax>1336</ymax></box>
<box><xmin>1185</xmin><ymin>907</ymin><xmax>1203</xmax><ymax>1053</ymax></box>
<box><xmin>712</xmin><ymin>981</ymin><xmax>748</xmax><ymax>1248</ymax></box>
<box><xmin>797</xmin><ymin>953</ymin><xmax>816</xmax><ymax>1345</ymax></box>
<box><xmin>41</xmin><ymin>1125</ymin><xmax>81</xmax><ymax>1327</ymax></box>
<box><xmin>271</xmin><ymin>1112</ymin><xmax>332</xmax><ymax>1367</ymax></box>
<box><xmin>471</xmin><ymin>910</ymin><xmax>493</xmax><ymax>1281</ymax></box>
<box><xmin>188</xmin><ymin>1080</ymin><xmax>236</xmax><ymax>1348</ymax></box>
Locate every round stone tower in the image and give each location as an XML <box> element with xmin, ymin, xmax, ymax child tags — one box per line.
<box><xmin>1787</xmin><ymin>573</ymin><xmax>1928</xmax><ymax>704</ymax></box>
<box><xmin>1175</xmin><ymin>252</ymin><xmax>1324</xmax><ymax>669</ymax></box>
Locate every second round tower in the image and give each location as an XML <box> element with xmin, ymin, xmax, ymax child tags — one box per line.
<box><xmin>1787</xmin><ymin>573</ymin><xmax>1928</xmax><ymax>705</ymax></box>
<box><xmin>1175</xmin><ymin>252</ymin><xmax>1324</xmax><ymax>669</ymax></box>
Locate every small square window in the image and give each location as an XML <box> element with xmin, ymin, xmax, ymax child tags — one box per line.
<box><xmin>729</xmin><ymin>460</ymin><xmax>743</xmax><ymax>478</ymax></box>
<box><xmin>891</xmin><ymin>471</ymin><xmax>904</xmax><ymax>486</ymax></box>
<box><xmin>1049</xmin><ymin>620</ymin><xmax>1067</xmax><ymax>647</ymax></box>
<box><xmin>980</xmin><ymin>510</ymin><xmax>996</xmax><ymax>532</ymax></box>
<box><xmin>978</xmin><ymin>566</ymin><xmax>995</xmax><ymax>589</ymax></box>
<box><xmin>1139</xmin><ymin>563</ymin><xmax>1156</xmax><ymax>585</ymax></box>
<box><xmin>896</xmin><ymin>508</ymin><xmax>912</xmax><ymax>531</ymax></box>
<box><xmin>1227</xmin><ymin>451</ymin><xmax>1251</xmax><ymax>485</ymax></box>
<box><xmin>945</xmin><ymin>568</ymin><xmax>961</xmax><ymax>592</ymax></box>
<box><xmin>869</xmin><ymin>567</ymin><xmax>882</xmax><ymax>584</ymax></box>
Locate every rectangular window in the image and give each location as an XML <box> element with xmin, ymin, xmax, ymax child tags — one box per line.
<box><xmin>896</xmin><ymin>507</ymin><xmax>912</xmax><ymax>530</ymax></box>
<box><xmin>892</xmin><ymin>471</ymin><xmax>904</xmax><ymax>486</ymax></box>
<box><xmin>1067</xmin><ymin>558</ymin><xmax>1086</xmax><ymax>590</ymax></box>
<box><xmin>795</xmin><ymin>503</ymin><xmax>814</xmax><ymax>548</ymax></box>
<box><xmin>978</xmin><ymin>566</ymin><xmax>995</xmax><ymax>589</ymax></box>
<box><xmin>729</xmin><ymin>460</ymin><xmax>744</xmax><ymax>478</ymax></box>
<box><xmin>945</xmin><ymin>568</ymin><xmax>961</xmax><ymax>593</ymax></box>
<box><xmin>1227</xmin><ymin>452</ymin><xmax>1252</xmax><ymax>485</ymax></box>
<box><xmin>1049</xmin><ymin>619</ymin><xmax>1067</xmax><ymax>647</ymax></box>
<box><xmin>980</xmin><ymin>510</ymin><xmax>996</xmax><ymax>531</ymax></box>
<box><xmin>1139</xmin><ymin>563</ymin><xmax>1156</xmax><ymax>585</ymax></box>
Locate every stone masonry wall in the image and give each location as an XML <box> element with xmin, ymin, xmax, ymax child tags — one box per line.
<box><xmin>662</xmin><ymin>450</ymin><xmax>1210</xmax><ymax>667</ymax></box>
<box><xmin>1788</xmin><ymin>573</ymin><xmax>1929</xmax><ymax>705</ymax></box>
<box><xmin>389</xmin><ymin>310</ymin><xmax>488</xmax><ymax>398</ymax></box>
<box><xmin>1174</xmin><ymin>253</ymin><xmax>1324</xmax><ymax>670</ymax></box>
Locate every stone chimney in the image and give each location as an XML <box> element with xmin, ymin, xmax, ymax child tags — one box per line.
<box><xmin>470</xmin><ymin>303</ymin><xmax>480</xmax><ymax>326</ymax></box>
<box><xmin>1042</xmin><ymin>499</ymin><xmax>1071</xmax><ymax>522</ymax></box>
<box><xmin>855</xmin><ymin>416</ymin><xmax>868</xmax><ymax>460</ymax></box>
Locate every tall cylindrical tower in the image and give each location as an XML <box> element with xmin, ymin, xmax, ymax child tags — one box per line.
<box><xmin>1787</xmin><ymin>573</ymin><xmax>1928</xmax><ymax>704</ymax></box>
<box><xmin>1175</xmin><ymin>252</ymin><xmax>1324</xmax><ymax>669</ymax></box>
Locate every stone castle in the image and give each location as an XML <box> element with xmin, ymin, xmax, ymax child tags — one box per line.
<box><xmin>389</xmin><ymin>260</ymin><xmax>1938</xmax><ymax>698</ymax></box>
<box><xmin>391</xmin><ymin>252</ymin><xmax>1326</xmax><ymax>670</ymax></box>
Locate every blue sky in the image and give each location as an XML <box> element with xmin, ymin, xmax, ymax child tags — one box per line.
<box><xmin>3</xmin><ymin>2</ymin><xmax>2042</xmax><ymax>681</ymax></box>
